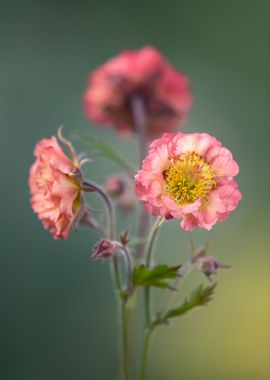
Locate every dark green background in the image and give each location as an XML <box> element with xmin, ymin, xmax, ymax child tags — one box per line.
<box><xmin>1</xmin><ymin>0</ymin><xmax>270</xmax><ymax>379</ymax></box>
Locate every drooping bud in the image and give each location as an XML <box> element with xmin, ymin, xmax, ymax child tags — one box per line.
<box><xmin>197</xmin><ymin>256</ymin><xmax>231</xmax><ymax>279</ymax></box>
<box><xmin>92</xmin><ymin>239</ymin><xmax>118</xmax><ymax>260</ymax></box>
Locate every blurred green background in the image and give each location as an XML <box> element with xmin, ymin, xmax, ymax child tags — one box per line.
<box><xmin>1</xmin><ymin>0</ymin><xmax>270</xmax><ymax>379</ymax></box>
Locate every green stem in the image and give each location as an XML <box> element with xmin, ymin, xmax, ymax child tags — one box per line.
<box><xmin>144</xmin><ymin>217</ymin><xmax>164</xmax><ymax>327</ymax></box>
<box><xmin>120</xmin><ymin>245</ymin><xmax>133</xmax><ymax>292</ymax></box>
<box><xmin>138</xmin><ymin>217</ymin><xmax>164</xmax><ymax>380</ymax></box>
<box><xmin>83</xmin><ymin>181</ymin><xmax>127</xmax><ymax>379</ymax></box>
<box><xmin>121</xmin><ymin>298</ymin><xmax>129</xmax><ymax>380</ymax></box>
<box><xmin>83</xmin><ymin>181</ymin><xmax>121</xmax><ymax>290</ymax></box>
<box><xmin>140</xmin><ymin>327</ymin><xmax>153</xmax><ymax>380</ymax></box>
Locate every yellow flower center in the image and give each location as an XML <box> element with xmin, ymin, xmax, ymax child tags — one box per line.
<box><xmin>163</xmin><ymin>152</ymin><xmax>216</xmax><ymax>205</ymax></box>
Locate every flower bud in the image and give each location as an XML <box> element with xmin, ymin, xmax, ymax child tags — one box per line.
<box><xmin>104</xmin><ymin>176</ymin><xmax>125</xmax><ymax>198</ymax></box>
<box><xmin>197</xmin><ymin>256</ymin><xmax>230</xmax><ymax>278</ymax></box>
<box><xmin>92</xmin><ymin>239</ymin><xmax>118</xmax><ymax>260</ymax></box>
<box><xmin>118</xmin><ymin>193</ymin><xmax>136</xmax><ymax>213</ymax></box>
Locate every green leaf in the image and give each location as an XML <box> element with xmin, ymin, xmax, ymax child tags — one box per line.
<box><xmin>73</xmin><ymin>132</ymin><xmax>135</xmax><ymax>172</ymax></box>
<box><xmin>132</xmin><ymin>264</ymin><xmax>180</xmax><ymax>289</ymax></box>
<box><xmin>164</xmin><ymin>283</ymin><xmax>216</xmax><ymax>320</ymax></box>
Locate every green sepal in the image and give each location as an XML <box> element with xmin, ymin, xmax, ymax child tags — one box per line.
<box><xmin>132</xmin><ymin>264</ymin><xmax>181</xmax><ymax>289</ymax></box>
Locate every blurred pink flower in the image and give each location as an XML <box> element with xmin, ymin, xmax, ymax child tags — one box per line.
<box><xmin>29</xmin><ymin>135</ymin><xmax>85</xmax><ymax>239</ymax></box>
<box><xmin>83</xmin><ymin>46</ymin><xmax>192</xmax><ymax>139</ymax></box>
<box><xmin>135</xmin><ymin>132</ymin><xmax>242</xmax><ymax>231</ymax></box>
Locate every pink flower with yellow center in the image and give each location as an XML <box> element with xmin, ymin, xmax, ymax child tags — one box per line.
<box><xmin>29</xmin><ymin>133</ymin><xmax>85</xmax><ymax>239</ymax></box>
<box><xmin>135</xmin><ymin>133</ymin><xmax>242</xmax><ymax>231</ymax></box>
<box><xmin>83</xmin><ymin>46</ymin><xmax>192</xmax><ymax>139</ymax></box>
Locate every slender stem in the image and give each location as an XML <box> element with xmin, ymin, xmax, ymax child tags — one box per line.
<box><xmin>144</xmin><ymin>217</ymin><xmax>164</xmax><ymax>327</ymax></box>
<box><xmin>139</xmin><ymin>327</ymin><xmax>153</xmax><ymax>380</ymax></box>
<box><xmin>121</xmin><ymin>298</ymin><xmax>129</xmax><ymax>380</ymax></box>
<box><xmin>83</xmin><ymin>181</ymin><xmax>114</xmax><ymax>238</ymax></box>
<box><xmin>129</xmin><ymin>94</ymin><xmax>150</xmax><ymax>259</ymax></box>
<box><xmin>83</xmin><ymin>181</ymin><xmax>121</xmax><ymax>290</ymax></box>
<box><xmin>130</xmin><ymin>93</ymin><xmax>147</xmax><ymax>162</ymax></box>
<box><xmin>83</xmin><ymin>180</ymin><xmax>128</xmax><ymax>380</ymax></box>
<box><xmin>120</xmin><ymin>245</ymin><xmax>133</xmax><ymax>292</ymax></box>
<box><xmin>158</xmin><ymin>260</ymin><xmax>193</xmax><ymax>317</ymax></box>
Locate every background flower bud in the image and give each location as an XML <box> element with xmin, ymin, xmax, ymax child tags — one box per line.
<box><xmin>104</xmin><ymin>176</ymin><xmax>125</xmax><ymax>198</ymax></box>
<box><xmin>118</xmin><ymin>193</ymin><xmax>136</xmax><ymax>213</ymax></box>
<box><xmin>197</xmin><ymin>256</ymin><xmax>230</xmax><ymax>278</ymax></box>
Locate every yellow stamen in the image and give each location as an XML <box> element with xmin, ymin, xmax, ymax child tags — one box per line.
<box><xmin>163</xmin><ymin>152</ymin><xmax>216</xmax><ymax>205</ymax></box>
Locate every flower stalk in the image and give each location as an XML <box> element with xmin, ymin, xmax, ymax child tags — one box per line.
<box><xmin>83</xmin><ymin>180</ymin><xmax>129</xmax><ymax>380</ymax></box>
<box><xmin>129</xmin><ymin>94</ymin><xmax>150</xmax><ymax>259</ymax></box>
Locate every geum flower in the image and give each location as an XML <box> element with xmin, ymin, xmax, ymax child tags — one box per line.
<box><xmin>83</xmin><ymin>46</ymin><xmax>192</xmax><ymax>140</ymax></box>
<box><xmin>29</xmin><ymin>129</ymin><xmax>86</xmax><ymax>239</ymax></box>
<box><xmin>135</xmin><ymin>133</ymin><xmax>242</xmax><ymax>231</ymax></box>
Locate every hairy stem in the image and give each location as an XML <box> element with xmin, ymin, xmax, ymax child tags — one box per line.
<box><xmin>121</xmin><ymin>298</ymin><xmax>129</xmax><ymax>380</ymax></box>
<box><xmin>83</xmin><ymin>181</ymin><xmax>121</xmax><ymax>289</ymax></box>
<box><xmin>83</xmin><ymin>181</ymin><xmax>128</xmax><ymax>379</ymax></box>
<box><xmin>139</xmin><ymin>327</ymin><xmax>153</xmax><ymax>380</ymax></box>
<box><xmin>120</xmin><ymin>245</ymin><xmax>133</xmax><ymax>292</ymax></box>
<box><xmin>138</xmin><ymin>217</ymin><xmax>164</xmax><ymax>380</ymax></box>
<box><xmin>144</xmin><ymin>216</ymin><xmax>164</xmax><ymax>326</ymax></box>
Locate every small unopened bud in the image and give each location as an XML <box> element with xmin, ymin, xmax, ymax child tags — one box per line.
<box><xmin>197</xmin><ymin>256</ymin><xmax>231</xmax><ymax>279</ymax></box>
<box><xmin>92</xmin><ymin>239</ymin><xmax>118</xmax><ymax>260</ymax></box>
<box><xmin>118</xmin><ymin>193</ymin><xmax>136</xmax><ymax>213</ymax></box>
<box><xmin>104</xmin><ymin>176</ymin><xmax>125</xmax><ymax>198</ymax></box>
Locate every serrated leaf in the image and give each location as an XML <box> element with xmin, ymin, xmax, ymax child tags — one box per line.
<box><xmin>164</xmin><ymin>283</ymin><xmax>216</xmax><ymax>320</ymax></box>
<box><xmin>132</xmin><ymin>264</ymin><xmax>180</xmax><ymax>289</ymax></box>
<box><xmin>73</xmin><ymin>132</ymin><xmax>135</xmax><ymax>172</ymax></box>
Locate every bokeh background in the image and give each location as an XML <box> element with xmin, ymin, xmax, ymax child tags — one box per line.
<box><xmin>1</xmin><ymin>0</ymin><xmax>270</xmax><ymax>379</ymax></box>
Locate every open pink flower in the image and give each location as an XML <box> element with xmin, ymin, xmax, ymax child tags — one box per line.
<box><xmin>29</xmin><ymin>134</ymin><xmax>85</xmax><ymax>239</ymax></box>
<box><xmin>135</xmin><ymin>133</ymin><xmax>242</xmax><ymax>231</ymax></box>
<box><xmin>83</xmin><ymin>46</ymin><xmax>192</xmax><ymax>139</ymax></box>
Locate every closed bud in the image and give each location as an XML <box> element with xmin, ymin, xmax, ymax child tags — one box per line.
<box><xmin>118</xmin><ymin>193</ymin><xmax>136</xmax><ymax>213</ymax></box>
<box><xmin>104</xmin><ymin>176</ymin><xmax>125</xmax><ymax>198</ymax></box>
<box><xmin>197</xmin><ymin>256</ymin><xmax>230</xmax><ymax>279</ymax></box>
<box><xmin>92</xmin><ymin>239</ymin><xmax>118</xmax><ymax>260</ymax></box>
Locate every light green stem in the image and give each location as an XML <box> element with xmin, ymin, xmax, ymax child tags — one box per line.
<box><xmin>83</xmin><ymin>181</ymin><xmax>128</xmax><ymax>379</ymax></box>
<box><xmin>138</xmin><ymin>217</ymin><xmax>164</xmax><ymax>380</ymax></box>
<box><xmin>139</xmin><ymin>327</ymin><xmax>153</xmax><ymax>380</ymax></box>
<box><xmin>121</xmin><ymin>298</ymin><xmax>129</xmax><ymax>380</ymax></box>
<box><xmin>144</xmin><ymin>216</ymin><xmax>164</xmax><ymax>327</ymax></box>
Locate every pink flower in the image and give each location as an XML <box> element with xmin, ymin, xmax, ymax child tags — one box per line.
<box><xmin>135</xmin><ymin>133</ymin><xmax>242</xmax><ymax>231</ymax></box>
<box><xmin>83</xmin><ymin>46</ymin><xmax>192</xmax><ymax>140</ymax></box>
<box><xmin>29</xmin><ymin>134</ymin><xmax>85</xmax><ymax>239</ymax></box>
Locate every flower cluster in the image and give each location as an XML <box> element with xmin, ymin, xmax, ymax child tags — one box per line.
<box><xmin>28</xmin><ymin>45</ymin><xmax>243</xmax><ymax>380</ymax></box>
<box><xmin>29</xmin><ymin>46</ymin><xmax>242</xmax><ymax>238</ymax></box>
